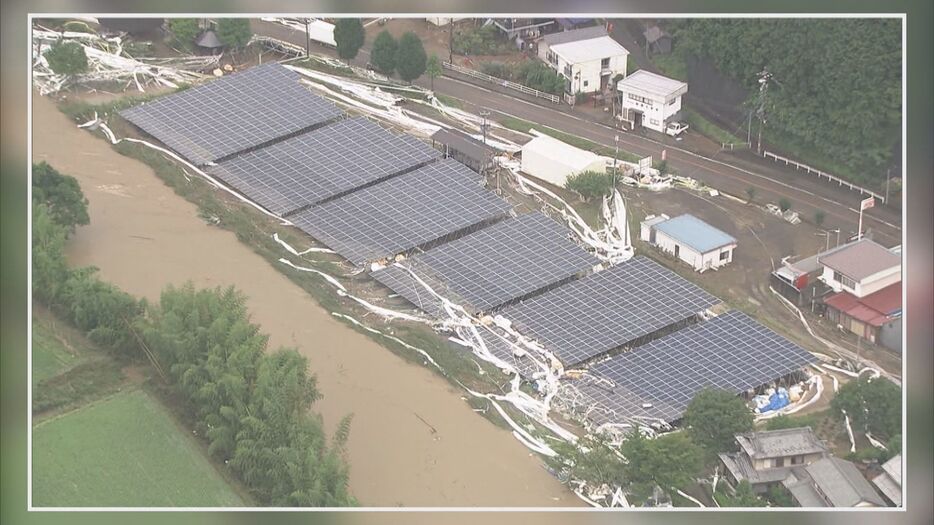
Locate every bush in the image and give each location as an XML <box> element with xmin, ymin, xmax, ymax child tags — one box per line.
<box><xmin>395</xmin><ymin>31</ymin><xmax>427</xmax><ymax>82</ymax></box>
<box><xmin>216</xmin><ymin>18</ymin><xmax>252</xmax><ymax>49</ymax></box>
<box><xmin>565</xmin><ymin>171</ymin><xmax>614</xmax><ymax>201</ymax></box>
<box><xmin>517</xmin><ymin>61</ymin><xmax>565</xmax><ymax>95</ymax></box>
<box><xmin>334</xmin><ymin>19</ymin><xmax>365</xmax><ymax>59</ymax></box>
<box><xmin>764</xmin><ymin>413</ymin><xmax>819</xmax><ymax>431</ymax></box>
<box><xmin>480</xmin><ymin>61</ymin><xmax>511</xmax><ymax>79</ymax></box>
<box><xmin>167</xmin><ymin>18</ymin><xmax>200</xmax><ymax>48</ymax></box>
<box><xmin>815</xmin><ymin>210</ymin><xmax>826</xmax><ymax>226</ymax></box>
<box><xmin>452</xmin><ymin>25</ymin><xmax>505</xmax><ymax>55</ymax></box>
<box><xmin>370</xmin><ymin>30</ymin><xmax>397</xmax><ymax>74</ymax></box>
<box><xmin>779</xmin><ymin>197</ymin><xmax>792</xmax><ymax>212</ymax></box>
<box><xmin>45</xmin><ymin>41</ymin><xmax>88</xmax><ymax>76</ymax></box>
<box><xmin>716</xmin><ymin>480</ymin><xmax>766</xmax><ymax>507</ymax></box>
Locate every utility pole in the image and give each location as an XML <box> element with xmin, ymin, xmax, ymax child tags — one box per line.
<box><xmin>304</xmin><ymin>18</ymin><xmax>311</xmax><ymax>57</ymax></box>
<box><xmin>746</xmin><ymin>109</ymin><xmax>753</xmax><ymax>147</ymax></box>
<box><xmin>856</xmin><ymin>334</ymin><xmax>862</xmax><ymax>369</ymax></box>
<box><xmin>755</xmin><ymin>67</ymin><xmax>773</xmax><ymax>155</ymax></box>
<box><xmin>884</xmin><ymin>168</ymin><xmax>891</xmax><ymax>205</ymax></box>
<box><xmin>479</xmin><ymin>109</ymin><xmax>490</xmax><ymax>145</ymax></box>
<box><xmin>449</xmin><ymin>20</ymin><xmax>454</xmax><ymax>63</ymax></box>
<box><xmin>613</xmin><ymin>135</ymin><xmax>620</xmax><ymax>185</ymax></box>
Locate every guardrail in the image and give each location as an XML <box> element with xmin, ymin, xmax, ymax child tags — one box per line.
<box><xmin>442</xmin><ymin>61</ymin><xmax>561</xmax><ymax>104</ymax></box>
<box><xmin>762</xmin><ymin>150</ymin><xmax>885</xmax><ymax>204</ymax></box>
<box><xmin>720</xmin><ymin>142</ymin><xmax>750</xmax><ymax>151</ymax></box>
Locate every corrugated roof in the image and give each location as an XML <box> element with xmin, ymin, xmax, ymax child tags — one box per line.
<box><xmin>872</xmin><ymin>454</ymin><xmax>901</xmax><ymax>506</ymax></box>
<box><xmin>783</xmin><ymin>470</ymin><xmax>830</xmax><ymax>507</ymax></box>
<box><xmin>550</xmin><ymin>36</ymin><xmax>629</xmax><ymax>64</ymax></box>
<box><xmin>618</xmin><ymin>69</ymin><xmax>688</xmax><ymax>99</ymax></box>
<box><xmin>805</xmin><ymin>457</ymin><xmax>886</xmax><ymax>507</ymax></box>
<box><xmin>824</xmin><ymin>282</ymin><xmax>901</xmax><ymax>327</ymax></box>
<box><xmin>818</xmin><ymin>239</ymin><xmax>900</xmax><ymax>281</ymax></box>
<box><xmin>653</xmin><ymin>214</ymin><xmax>737</xmax><ymax>254</ymax></box>
<box><xmin>541</xmin><ymin>25</ymin><xmax>608</xmax><ymax>46</ymax></box>
<box><xmin>431</xmin><ymin>128</ymin><xmax>495</xmax><ymax>162</ymax></box>
<box><xmin>735</xmin><ymin>427</ymin><xmax>828</xmax><ymax>460</ymax></box>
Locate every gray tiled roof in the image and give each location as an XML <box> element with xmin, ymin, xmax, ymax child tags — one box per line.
<box><xmin>541</xmin><ymin>26</ymin><xmax>608</xmax><ymax>46</ymax></box>
<box><xmin>804</xmin><ymin>457</ymin><xmax>886</xmax><ymax>507</ymax></box>
<box><xmin>735</xmin><ymin>427</ymin><xmax>828</xmax><ymax>460</ymax></box>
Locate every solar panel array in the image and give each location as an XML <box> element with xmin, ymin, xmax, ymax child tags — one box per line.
<box><xmin>372</xmin><ymin>264</ymin><xmax>448</xmax><ymax>318</ymax></box>
<box><xmin>374</xmin><ymin>213</ymin><xmax>598</xmax><ymax>314</ymax></box>
<box><xmin>120</xmin><ymin>63</ymin><xmax>342</xmax><ymax>165</ymax></box>
<box><xmin>291</xmin><ymin>159</ymin><xmax>513</xmax><ymax>266</ymax></box>
<box><xmin>587</xmin><ymin>310</ymin><xmax>817</xmax><ymax>422</ymax></box>
<box><xmin>207</xmin><ymin>117</ymin><xmax>442</xmax><ymax>215</ymax></box>
<box><xmin>501</xmin><ymin>256</ymin><xmax>719</xmax><ymax>366</ymax></box>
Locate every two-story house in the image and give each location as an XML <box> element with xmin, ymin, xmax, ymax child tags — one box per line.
<box><xmin>817</xmin><ymin>239</ymin><xmax>902</xmax><ymax>349</ymax></box>
<box><xmin>537</xmin><ymin>26</ymin><xmax>629</xmax><ymax>97</ymax></box>
<box><xmin>616</xmin><ymin>70</ymin><xmax>688</xmax><ymax>134</ymax></box>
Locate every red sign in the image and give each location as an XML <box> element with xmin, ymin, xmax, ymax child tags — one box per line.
<box><xmin>860</xmin><ymin>196</ymin><xmax>875</xmax><ymax>211</ymax></box>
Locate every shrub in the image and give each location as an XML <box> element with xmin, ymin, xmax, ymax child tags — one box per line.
<box><xmin>45</xmin><ymin>41</ymin><xmax>88</xmax><ymax>76</ymax></box>
<box><xmin>779</xmin><ymin>197</ymin><xmax>792</xmax><ymax>212</ymax></box>
<box><xmin>517</xmin><ymin>61</ymin><xmax>565</xmax><ymax>95</ymax></box>
<box><xmin>452</xmin><ymin>25</ymin><xmax>505</xmax><ymax>55</ymax></box>
<box><xmin>565</xmin><ymin>171</ymin><xmax>614</xmax><ymax>201</ymax></box>
<box><xmin>815</xmin><ymin>210</ymin><xmax>826</xmax><ymax>226</ymax></box>
<box><xmin>480</xmin><ymin>61</ymin><xmax>511</xmax><ymax>79</ymax></box>
<box><xmin>216</xmin><ymin>18</ymin><xmax>252</xmax><ymax>49</ymax></box>
<box><xmin>167</xmin><ymin>18</ymin><xmax>200</xmax><ymax>48</ymax></box>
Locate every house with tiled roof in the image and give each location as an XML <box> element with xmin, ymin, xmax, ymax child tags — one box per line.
<box><xmin>872</xmin><ymin>454</ymin><xmax>902</xmax><ymax>506</ymax></box>
<box><xmin>782</xmin><ymin>456</ymin><xmax>887</xmax><ymax>507</ymax></box>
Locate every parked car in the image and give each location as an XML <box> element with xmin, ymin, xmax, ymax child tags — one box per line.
<box><xmin>665</xmin><ymin>121</ymin><xmax>689</xmax><ymax>137</ymax></box>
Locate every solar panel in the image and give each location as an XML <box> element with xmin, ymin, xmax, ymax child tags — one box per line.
<box><xmin>586</xmin><ymin>310</ymin><xmax>817</xmax><ymax>422</ymax></box>
<box><xmin>501</xmin><ymin>256</ymin><xmax>719</xmax><ymax>365</ymax></box>
<box><xmin>374</xmin><ymin>213</ymin><xmax>598</xmax><ymax>314</ymax></box>
<box><xmin>120</xmin><ymin>63</ymin><xmax>343</xmax><ymax>165</ymax></box>
<box><xmin>371</xmin><ymin>264</ymin><xmax>447</xmax><ymax>318</ymax></box>
<box><xmin>206</xmin><ymin>117</ymin><xmax>442</xmax><ymax>215</ymax></box>
<box><xmin>291</xmin><ymin>159</ymin><xmax>512</xmax><ymax>266</ymax></box>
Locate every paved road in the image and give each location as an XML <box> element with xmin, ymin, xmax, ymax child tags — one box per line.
<box><xmin>253</xmin><ymin>20</ymin><xmax>902</xmax><ymax>246</ymax></box>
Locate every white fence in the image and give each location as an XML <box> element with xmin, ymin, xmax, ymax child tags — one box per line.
<box><xmin>442</xmin><ymin>61</ymin><xmax>561</xmax><ymax>104</ymax></box>
<box><xmin>762</xmin><ymin>150</ymin><xmax>885</xmax><ymax>204</ymax></box>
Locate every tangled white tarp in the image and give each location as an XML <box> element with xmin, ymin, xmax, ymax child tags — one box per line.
<box><xmin>32</xmin><ymin>26</ymin><xmax>217</xmax><ymax>96</ymax></box>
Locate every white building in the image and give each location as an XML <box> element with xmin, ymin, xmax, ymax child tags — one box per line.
<box><xmin>616</xmin><ymin>70</ymin><xmax>688</xmax><ymax>133</ymax></box>
<box><xmin>521</xmin><ymin>133</ymin><xmax>607</xmax><ymax>187</ymax></box>
<box><xmin>641</xmin><ymin>214</ymin><xmax>737</xmax><ymax>272</ymax></box>
<box><xmin>817</xmin><ymin>238</ymin><xmax>901</xmax><ymax>297</ymax></box>
<box><xmin>538</xmin><ymin>26</ymin><xmax>629</xmax><ymax>96</ymax></box>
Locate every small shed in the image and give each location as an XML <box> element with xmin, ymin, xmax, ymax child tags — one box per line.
<box><xmin>641</xmin><ymin>213</ymin><xmax>737</xmax><ymax>272</ymax></box>
<box><xmin>430</xmin><ymin>128</ymin><xmax>496</xmax><ymax>174</ymax></box>
<box><xmin>643</xmin><ymin>25</ymin><xmax>672</xmax><ymax>55</ymax></box>
<box><xmin>195</xmin><ymin>29</ymin><xmax>224</xmax><ymax>51</ymax></box>
<box><xmin>520</xmin><ymin>133</ymin><xmax>606</xmax><ymax>187</ymax></box>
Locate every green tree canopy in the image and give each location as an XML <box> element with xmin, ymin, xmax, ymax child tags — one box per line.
<box><xmin>717</xmin><ymin>480</ymin><xmax>767</xmax><ymax>507</ymax></box>
<box><xmin>395</xmin><ymin>31</ymin><xmax>427</xmax><ymax>82</ymax></box>
<box><xmin>333</xmin><ymin>18</ymin><xmax>365</xmax><ymax>60</ymax></box>
<box><xmin>546</xmin><ymin>433</ymin><xmax>626</xmax><ymax>489</ymax></box>
<box><xmin>831</xmin><ymin>376</ymin><xmax>901</xmax><ymax>440</ymax></box>
<box><xmin>167</xmin><ymin>18</ymin><xmax>200</xmax><ymax>48</ymax></box>
<box><xmin>566</xmin><ymin>171</ymin><xmax>614</xmax><ymax>201</ymax></box>
<box><xmin>32</xmin><ymin>162</ymin><xmax>89</xmax><ymax>235</ymax></box>
<box><xmin>370</xmin><ymin>30</ymin><xmax>398</xmax><ymax>75</ymax></box>
<box><xmin>45</xmin><ymin>41</ymin><xmax>88</xmax><ymax>76</ymax></box>
<box><xmin>216</xmin><ymin>18</ymin><xmax>253</xmax><ymax>49</ymax></box>
<box><xmin>683</xmin><ymin>388</ymin><xmax>753</xmax><ymax>458</ymax></box>
<box><xmin>425</xmin><ymin>54</ymin><xmax>442</xmax><ymax>90</ymax></box>
<box><xmin>621</xmin><ymin>430</ymin><xmax>704</xmax><ymax>504</ymax></box>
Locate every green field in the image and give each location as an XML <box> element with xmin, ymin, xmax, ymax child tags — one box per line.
<box><xmin>32</xmin><ymin>312</ymin><xmax>83</xmax><ymax>385</ymax></box>
<box><xmin>32</xmin><ymin>389</ymin><xmax>245</xmax><ymax>507</ymax></box>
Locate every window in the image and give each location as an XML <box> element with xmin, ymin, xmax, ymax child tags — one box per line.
<box><xmin>674</xmin><ymin>245</ymin><xmax>680</xmax><ymax>258</ymax></box>
<box><xmin>833</xmin><ymin>270</ymin><xmax>857</xmax><ymax>289</ymax></box>
<box><xmin>720</xmin><ymin>250</ymin><xmax>730</xmax><ymax>261</ymax></box>
<box><xmin>601</xmin><ymin>57</ymin><xmax>610</xmax><ymax>69</ymax></box>
<box><xmin>547</xmin><ymin>51</ymin><xmax>557</xmax><ymax>65</ymax></box>
<box><xmin>774</xmin><ymin>457</ymin><xmax>785</xmax><ymax>468</ymax></box>
<box><xmin>649</xmin><ymin>119</ymin><xmax>659</xmax><ymax>125</ymax></box>
<box><xmin>583</xmin><ymin>80</ymin><xmax>589</xmax><ymax>87</ymax></box>
<box><xmin>564</xmin><ymin>64</ymin><xmax>573</xmax><ymax>77</ymax></box>
<box><xmin>791</xmin><ymin>455</ymin><xmax>804</xmax><ymax>465</ymax></box>
<box><xmin>669</xmin><ymin>97</ymin><xmax>678</xmax><ymax>105</ymax></box>
<box><xmin>627</xmin><ymin>93</ymin><xmax>654</xmax><ymax>106</ymax></box>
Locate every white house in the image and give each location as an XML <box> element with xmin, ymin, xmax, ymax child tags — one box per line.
<box><xmin>641</xmin><ymin>214</ymin><xmax>737</xmax><ymax>272</ymax></box>
<box><xmin>521</xmin><ymin>133</ymin><xmax>607</xmax><ymax>187</ymax></box>
<box><xmin>617</xmin><ymin>70</ymin><xmax>688</xmax><ymax>133</ymax></box>
<box><xmin>537</xmin><ymin>26</ymin><xmax>629</xmax><ymax>96</ymax></box>
<box><xmin>817</xmin><ymin>238</ymin><xmax>901</xmax><ymax>297</ymax></box>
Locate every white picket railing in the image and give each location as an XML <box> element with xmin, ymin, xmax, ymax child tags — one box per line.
<box><xmin>762</xmin><ymin>150</ymin><xmax>885</xmax><ymax>203</ymax></box>
<box><xmin>442</xmin><ymin>61</ymin><xmax>561</xmax><ymax>104</ymax></box>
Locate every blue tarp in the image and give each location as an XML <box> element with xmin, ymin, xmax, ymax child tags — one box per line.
<box><xmin>757</xmin><ymin>388</ymin><xmax>791</xmax><ymax>413</ymax></box>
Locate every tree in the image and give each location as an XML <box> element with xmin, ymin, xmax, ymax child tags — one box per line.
<box><xmin>765</xmin><ymin>484</ymin><xmax>796</xmax><ymax>507</ymax></box>
<box><xmin>32</xmin><ymin>204</ymin><xmax>70</xmax><ymax>304</ymax></box>
<box><xmin>779</xmin><ymin>197</ymin><xmax>792</xmax><ymax>212</ymax></box>
<box><xmin>566</xmin><ymin>171</ymin><xmax>615</xmax><ymax>201</ymax></box>
<box><xmin>815</xmin><ymin>210</ymin><xmax>826</xmax><ymax>226</ymax></box>
<box><xmin>717</xmin><ymin>480</ymin><xmax>767</xmax><ymax>507</ymax></box>
<box><xmin>621</xmin><ymin>431</ymin><xmax>704</xmax><ymax>504</ymax></box>
<box><xmin>370</xmin><ymin>30</ymin><xmax>398</xmax><ymax>75</ymax></box>
<box><xmin>745</xmin><ymin>186</ymin><xmax>756</xmax><ymax>204</ymax></box>
<box><xmin>426</xmin><ymin>54</ymin><xmax>442</xmax><ymax>91</ymax></box>
<box><xmin>831</xmin><ymin>376</ymin><xmax>901</xmax><ymax>439</ymax></box>
<box><xmin>334</xmin><ymin>18</ymin><xmax>365</xmax><ymax>60</ymax></box>
<box><xmin>167</xmin><ymin>18</ymin><xmax>200</xmax><ymax>49</ymax></box>
<box><xmin>32</xmin><ymin>162</ymin><xmax>89</xmax><ymax>235</ymax></box>
<box><xmin>395</xmin><ymin>31</ymin><xmax>428</xmax><ymax>82</ymax></box>
<box><xmin>683</xmin><ymin>388</ymin><xmax>754</xmax><ymax>458</ymax></box>
<box><xmin>546</xmin><ymin>433</ymin><xmax>626</xmax><ymax>489</ymax></box>
<box><xmin>45</xmin><ymin>41</ymin><xmax>88</xmax><ymax>76</ymax></box>
<box><xmin>216</xmin><ymin>18</ymin><xmax>253</xmax><ymax>49</ymax></box>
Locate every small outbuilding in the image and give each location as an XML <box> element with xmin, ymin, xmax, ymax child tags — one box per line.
<box><xmin>538</xmin><ymin>26</ymin><xmax>629</xmax><ymax>96</ymax></box>
<box><xmin>616</xmin><ymin>70</ymin><xmax>688</xmax><ymax>133</ymax></box>
<box><xmin>641</xmin><ymin>213</ymin><xmax>737</xmax><ymax>272</ymax></box>
<box><xmin>643</xmin><ymin>25</ymin><xmax>673</xmax><ymax>55</ymax></box>
<box><xmin>520</xmin><ymin>133</ymin><xmax>606</xmax><ymax>187</ymax></box>
<box><xmin>430</xmin><ymin>128</ymin><xmax>496</xmax><ymax>174</ymax></box>
<box><xmin>194</xmin><ymin>29</ymin><xmax>224</xmax><ymax>51</ymax></box>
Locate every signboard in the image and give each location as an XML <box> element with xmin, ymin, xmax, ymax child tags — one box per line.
<box><xmin>639</xmin><ymin>156</ymin><xmax>653</xmax><ymax>174</ymax></box>
<box><xmin>860</xmin><ymin>196</ymin><xmax>875</xmax><ymax>211</ymax></box>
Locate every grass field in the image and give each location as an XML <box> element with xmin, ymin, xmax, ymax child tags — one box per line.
<box><xmin>32</xmin><ymin>310</ymin><xmax>84</xmax><ymax>385</ymax></box>
<box><xmin>32</xmin><ymin>389</ymin><xmax>245</xmax><ymax>507</ymax></box>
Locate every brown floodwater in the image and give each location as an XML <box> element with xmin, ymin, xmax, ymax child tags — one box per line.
<box><xmin>32</xmin><ymin>93</ymin><xmax>580</xmax><ymax>507</ymax></box>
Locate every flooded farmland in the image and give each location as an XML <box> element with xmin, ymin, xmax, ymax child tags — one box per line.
<box><xmin>32</xmin><ymin>94</ymin><xmax>579</xmax><ymax>507</ymax></box>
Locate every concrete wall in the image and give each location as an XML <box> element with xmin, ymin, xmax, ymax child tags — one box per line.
<box><xmin>879</xmin><ymin>317</ymin><xmax>902</xmax><ymax>352</ymax></box>
<box><xmin>620</xmin><ymin>90</ymin><xmax>683</xmax><ymax>133</ymax></box>
<box><xmin>540</xmin><ymin>45</ymin><xmax>627</xmax><ymax>94</ymax></box>
<box><xmin>820</xmin><ymin>265</ymin><xmax>900</xmax><ymax>298</ymax></box>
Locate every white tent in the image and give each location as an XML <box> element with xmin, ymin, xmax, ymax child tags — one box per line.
<box><xmin>520</xmin><ymin>133</ymin><xmax>606</xmax><ymax>187</ymax></box>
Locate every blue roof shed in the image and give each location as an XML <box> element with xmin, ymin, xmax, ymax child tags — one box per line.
<box><xmin>653</xmin><ymin>214</ymin><xmax>737</xmax><ymax>254</ymax></box>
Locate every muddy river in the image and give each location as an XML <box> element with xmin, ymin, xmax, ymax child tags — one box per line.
<box><xmin>32</xmin><ymin>94</ymin><xmax>578</xmax><ymax>507</ymax></box>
